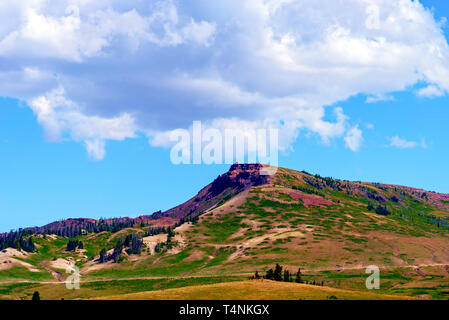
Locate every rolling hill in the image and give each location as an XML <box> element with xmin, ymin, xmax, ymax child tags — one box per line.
<box><xmin>92</xmin><ymin>280</ymin><xmax>415</xmax><ymax>300</ymax></box>
<box><xmin>2</xmin><ymin>163</ymin><xmax>449</xmax><ymax>300</ymax></box>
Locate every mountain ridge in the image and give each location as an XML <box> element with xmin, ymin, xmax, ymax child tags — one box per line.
<box><xmin>3</xmin><ymin>163</ymin><xmax>449</xmax><ymax>236</ymax></box>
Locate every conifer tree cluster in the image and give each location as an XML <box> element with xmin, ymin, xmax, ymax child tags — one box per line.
<box><xmin>66</xmin><ymin>239</ymin><xmax>84</xmax><ymax>251</ymax></box>
<box><xmin>51</xmin><ymin>219</ymin><xmax>139</xmax><ymax>237</ymax></box>
<box><xmin>124</xmin><ymin>234</ymin><xmax>144</xmax><ymax>255</ymax></box>
<box><xmin>0</xmin><ymin>231</ymin><xmax>36</xmax><ymax>252</ymax></box>
<box><xmin>5</xmin><ymin>214</ymin><xmax>164</xmax><ymax>241</ymax></box>
<box><xmin>179</xmin><ymin>215</ymin><xmax>199</xmax><ymax>225</ymax></box>
<box><xmin>154</xmin><ymin>242</ymin><xmax>163</xmax><ymax>253</ymax></box>
<box><xmin>146</xmin><ymin>225</ymin><xmax>169</xmax><ymax>237</ymax></box>
<box><xmin>98</xmin><ymin>234</ymin><xmax>144</xmax><ymax>263</ymax></box>
<box><xmin>256</xmin><ymin>264</ymin><xmax>324</xmax><ymax>287</ymax></box>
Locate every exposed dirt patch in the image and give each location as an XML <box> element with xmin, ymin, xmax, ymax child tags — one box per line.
<box><xmin>0</xmin><ymin>249</ymin><xmax>40</xmax><ymax>273</ymax></box>
<box><xmin>50</xmin><ymin>258</ymin><xmax>74</xmax><ymax>271</ymax></box>
<box><xmin>0</xmin><ymin>248</ymin><xmax>27</xmax><ymax>258</ymax></box>
<box><xmin>81</xmin><ymin>259</ymin><xmax>117</xmax><ymax>275</ymax></box>
<box><xmin>0</xmin><ymin>257</ymin><xmax>40</xmax><ymax>272</ymax></box>
<box><xmin>143</xmin><ymin>234</ymin><xmax>168</xmax><ymax>255</ymax></box>
<box><xmin>168</xmin><ymin>223</ymin><xmax>193</xmax><ymax>254</ymax></box>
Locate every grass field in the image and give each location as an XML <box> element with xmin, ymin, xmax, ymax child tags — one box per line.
<box><xmin>0</xmin><ymin>276</ymin><xmax>247</xmax><ymax>300</ymax></box>
<box><xmin>93</xmin><ymin>280</ymin><xmax>416</xmax><ymax>300</ymax></box>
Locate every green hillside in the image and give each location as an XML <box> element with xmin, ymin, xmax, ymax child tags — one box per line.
<box><xmin>2</xmin><ymin>165</ymin><xmax>449</xmax><ymax>300</ymax></box>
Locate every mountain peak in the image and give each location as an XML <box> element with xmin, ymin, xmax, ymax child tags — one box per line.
<box><xmin>153</xmin><ymin>163</ymin><xmax>271</xmax><ymax>220</ymax></box>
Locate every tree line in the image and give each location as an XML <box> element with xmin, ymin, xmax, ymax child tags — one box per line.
<box><xmin>252</xmin><ymin>264</ymin><xmax>324</xmax><ymax>287</ymax></box>
<box><xmin>0</xmin><ymin>230</ymin><xmax>36</xmax><ymax>252</ymax></box>
<box><xmin>2</xmin><ymin>209</ymin><xmax>200</xmax><ymax>256</ymax></box>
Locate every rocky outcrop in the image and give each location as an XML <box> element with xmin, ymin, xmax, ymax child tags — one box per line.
<box><xmin>153</xmin><ymin>163</ymin><xmax>271</xmax><ymax>220</ymax></box>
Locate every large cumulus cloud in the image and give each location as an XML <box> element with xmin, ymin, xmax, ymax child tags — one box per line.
<box><xmin>0</xmin><ymin>0</ymin><xmax>448</xmax><ymax>159</ymax></box>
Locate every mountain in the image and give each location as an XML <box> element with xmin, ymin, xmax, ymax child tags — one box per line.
<box><xmin>9</xmin><ymin>162</ymin><xmax>449</xmax><ymax>236</ymax></box>
<box><xmin>1</xmin><ymin>164</ymin><xmax>268</xmax><ymax>237</ymax></box>
<box><xmin>3</xmin><ymin>163</ymin><xmax>449</xmax><ymax>300</ymax></box>
<box><xmin>153</xmin><ymin>163</ymin><xmax>270</xmax><ymax>220</ymax></box>
<box><xmin>159</xmin><ymin>164</ymin><xmax>449</xmax><ymax>274</ymax></box>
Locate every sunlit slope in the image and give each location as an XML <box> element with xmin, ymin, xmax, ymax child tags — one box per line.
<box><xmin>93</xmin><ymin>280</ymin><xmax>415</xmax><ymax>300</ymax></box>
<box><xmin>174</xmin><ymin>166</ymin><xmax>449</xmax><ymax>275</ymax></box>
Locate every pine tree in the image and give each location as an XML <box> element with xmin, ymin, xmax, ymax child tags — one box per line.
<box><xmin>26</xmin><ymin>237</ymin><xmax>36</xmax><ymax>252</ymax></box>
<box><xmin>66</xmin><ymin>239</ymin><xmax>80</xmax><ymax>251</ymax></box>
<box><xmin>126</xmin><ymin>235</ymin><xmax>143</xmax><ymax>255</ymax></box>
<box><xmin>274</xmin><ymin>264</ymin><xmax>283</xmax><ymax>282</ymax></box>
<box><xmin>295</xmin><ymin>268</ymin><xmax>302</xmax><ymax>283</ymax></box>
<box><xmin>283</xmin><ymin>269</ymin><xmax>291</xmax><ymax>282</ymax></box>
<box><xmin>112</xmin><ymin>243</ymin><xmax>122</xmax><ymax>263</ymax></box>
<box><xmin>99</xmin><ymin>248</ymin><xmax>107</xmax><ymax>263</ymax></box>
<box><xmin>32</xmin><ymin>291</ymin><xmax>40</xmax><ymax>301</ymax></box>
<box><xmin>265</xmin><ymin>268</ymin><xmax>274</xmax><ymax>280</ymax></box>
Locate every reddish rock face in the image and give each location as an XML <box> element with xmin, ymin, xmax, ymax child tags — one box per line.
<box><xmin>210</xmin><ymin>163</ymin><xmax>270</xmax><ymax>197</ymax></box>
<box><xmin>154</xmin><ymin>163</ymin><xmax>271</xmax><ymax>220</ymax></box>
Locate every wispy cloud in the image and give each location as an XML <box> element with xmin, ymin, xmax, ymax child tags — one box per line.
<box><xmin>345</xmin><ymin>125</ymin><xmax>363</xmax><ymax>152</ymax></box>
<box><xmin>388</xmin><ymin>136</ymin><xmax>427</xmax><ymax>149</ymax></box>
<box><xmin>365</xmin><ymin>94</ymin><xmax>395</xmax><ymax>104</ymax></box>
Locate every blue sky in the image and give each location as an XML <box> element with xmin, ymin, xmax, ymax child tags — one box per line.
<box><xmin>1</xmin><ymin>0</ymin><xmax>449</xmax><ymax>232</ymax></box>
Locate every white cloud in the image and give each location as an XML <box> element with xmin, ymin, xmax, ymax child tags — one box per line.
<box><xmin>416</xmin><ymin>85</ymin><xmax>445</xmax><ymax>98</ymax></box>
<box><xmin>344</xmin><ymin>125</ymin><xmax>363</xmax><ymax>151</ymax></box>
<box><xmin>388</xmin><ymin>136</ymin><xmax>426</xmax><ymax>149</ymax></box>
<box><xmin>0</xmin><ymin>1</ymin><xmax>216</xmax><ymax>62</ymax></box>
<box><xmin>85</xmin><ymin>139</ymin><xmax>106</xmax><ymax>160</ymax></box>
<box><xmin>0</xmin><ymin>0</ymin><xmax>448</xmax><ymax>158</ymax></box>
<box><xmin>29</xmin><ymin>87</ymin><xmax>136</xmax><ymax>159</ymax></box>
